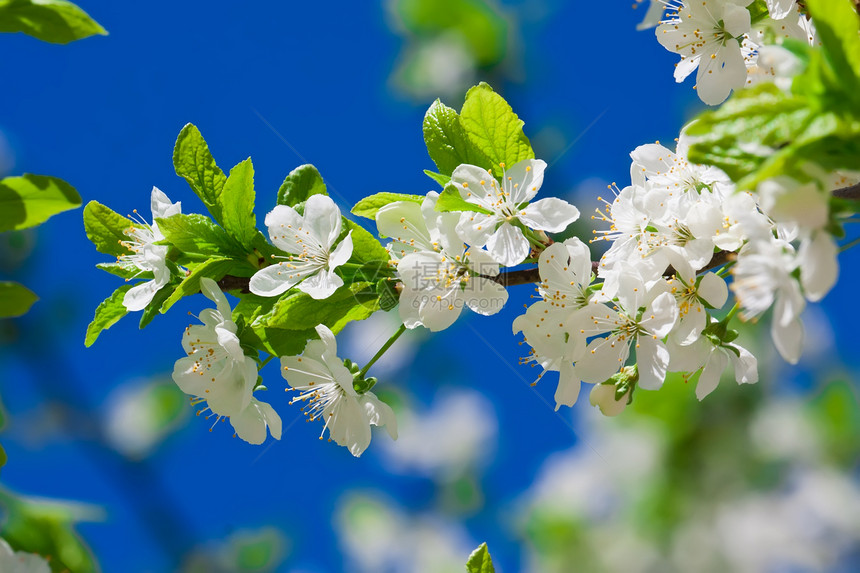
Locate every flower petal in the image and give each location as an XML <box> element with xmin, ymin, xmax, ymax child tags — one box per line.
<box><xmin>298</xmin><ymin>268</ymin><xmax>344</xmax><ymax>300</ymax></box>
<box><xmin>520</xmin><ymin>197</ymin><xmax>580</xmax><ymax>233</ymax></box>
<box><xmin>485</xmin><ymin>222</ymin><xmax>530</xmax><ymax>267</ymax></box>
<box><xmin>303</xmin><ymin>194</ymin><xmax>343</xmax><ymax>248</ymax></box>
<box><xmin>464</xmin><ymin>277</ymin><xmax>508</xmax><ymax>316</ymax></box>
<box><xmin>123</xmin><ymin>280</ymin><xmax>159</xmax><ymax>312</ymax></box>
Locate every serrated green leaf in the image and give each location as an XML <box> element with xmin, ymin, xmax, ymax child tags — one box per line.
<box><xmin>435</xmin><ymin>186</ymin><xmax>494</xmax><ymax>214</ymax></box>
<box><xmin>344</xmin><ymin>219</ymin><xmax>390</xmax><ymax>264</ymax></box>
<box><xmin>423</xmin><ymin>99</ymin><xmax>492</xmax><ymax>175</ymax></box>
<box><xmin>160</xmin><ymin>258</ymin><xmax>235</xmax><ymax>313</ymax></box>
<box><xmin>85</xmin><ymin>285</ymin><xmax>131</xmax><ymax>347</ymax></box>
<box><xmin>139</xmin><ymin>283</ymin><xmax>175</xmax><ymax>329</ymax></box>
<box><xmin>277</xmin><ymin>164</ymin><xmax>327</xmax><ymax>207</ymax></box>
<box><xmin>460</xmin><ymin>83</ymin><xmax>534</xmax><ymax>170</ymax></box>
<box><xmin>0</xmin><ymin>0</ymin><xmax>106</xmax><ymax>44</ymax></box>
<box><xmin>173</xmin><ymin>123</ymin><xmax>227</xmax><ymax>222</ymax></box>
<box><xmin>155</xmin><ymin>213</ymin><xmax>243</xmax><ymax>261</ymax></box>
<box><xmin>0</xmin><ymin>281</ymin><xmax>38</xmax><ymax>318</ymax></box>
<box><xmin>83</xmin><ymin>200</ymin><xmax>134</xmax><ymax>257</ymax></box>
<box><xmin>351</xmin><ymin>192</ymin><xmax>426</xmax><ymax>220</ymax></box>
<box><xmin>466</xmin><ymin>542</ymin><xmax>495</xmax><ymax>573</ymax></box>
<box><xmin>220</xmin><ymin>158</ymin><xmax>257</xmax><ymax>247</ymax></box>
<box><xmin>424</xmin><ymin>170</ymin><xmax>451</xmax><ymax>188</ymax></box>
<box><xmin>0</xmin><ymin>174</ymin><xmax>81</xmax><ymax>232</ymax></box>
<box><xmin>263</xmin><ymin>282</ymin><xmax>379</xmax><ymax>333</ymax></box>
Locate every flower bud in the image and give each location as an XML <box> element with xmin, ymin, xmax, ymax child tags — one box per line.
<box><xmin>589</xmin><ymin>383</ymin><xmax>630</xmax><ymax>417</ymax></box>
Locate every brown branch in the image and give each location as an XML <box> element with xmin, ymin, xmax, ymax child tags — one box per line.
<box><xmin>216</xmin><ymin>252</ymin><xmax>734</xmax><ymax>294</ymax></box>
<box><xmin>832</xmin><ymin>182</ymin><xmax>860</xmax><ymax>200</ymax></box>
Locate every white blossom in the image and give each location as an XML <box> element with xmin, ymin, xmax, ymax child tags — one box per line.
<box><xmin>513</xmin><ymin>238</ymin><xmax>594</xmax><ymax>408</ymax></box>
<box><xmin>731</xmin><ymin>239</ymin><xmax>805</xmax><ymax>363</ymax></box>
<box><xmin>668</xmin><ymin>327</ymin><xmax>758</xmax><ymax>399</ymax></box>
<box><xmin>118</xmin><ymin>186</ymin><xmax>180</xmax><ymax>312</ymax></box>
<box><xmin>377</xmin><ymin>193</ymin><xmax>508</xmax><ymax>332</ymax></box>
<box><xmin>450</xmin><ymin>158</ymin><xmax>580</xmax><ymax>266</ymax></box>
<box><xmin>172</xmin><ymin>278</ymin><xmax>282</xmax><ymax>444</ymax></box>
<box><xmin>250</xmin><ymin>194</ymin><xmax>353</xmax><ymax>300</ymax></box>
<box><xmin>576</xmin><ymin>269</ymin><xmax>678</xmax><ymax>390</ymax></box>
<box><xmin>282</xmin><ymin>324</ymin><xmax>397</xmax><ymax>457</ymax></box>
<box><xmin>657</xmin><ymin>0</ymin><xmax>755</xmax><ymax>105</ymax></box>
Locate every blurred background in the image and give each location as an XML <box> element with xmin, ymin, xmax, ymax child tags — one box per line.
<box><xmin>1</xmin><ymin>0</ymin><xmax>859</xmax><ymax>571</ymax></box>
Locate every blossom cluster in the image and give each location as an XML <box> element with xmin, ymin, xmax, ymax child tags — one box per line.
<box><xmin>642</xmin><ymin>0</ymin><xmax>819</xmax><ymax>104</ymax></box>
<box><xmin>515</xmin><ymin>133</ymin><xmax>857</xmax><ymax>413</ymax></box>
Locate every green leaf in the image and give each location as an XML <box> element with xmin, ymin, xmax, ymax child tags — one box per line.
<box><xmin>245</xmin><ymin>324</ymin><xmax>313</xmax><ymax>358</ymax></box>
<box><xmin>424</xmin><ymin>170</ymin><xmax>451</xmax><ymax>188</ymax></box>
<box><xmin>351</xmin><ymin>192</ymin><xmax>426</xmax><ymax>220</ymax></box>
<box><xmin>156</xmin><ymin>213</ymin><xmax>243</xmax><ymax>261</ymax></box>
<box><xmin>0</xmin><ymin>0</ymin><xmax>106</xmax><ymax>44</ymax></box>
<box><xmin>805</xmin><ymin>0</ymin><xmax>860</xmax><ymax>89</ymax></box>
<box><xmin>459</xmin><ymin>83</ymin><xmax>534</xmax><ymax>170</ymax></box>
<box><xmin>376</xmin><ymin>279</ymin><xmax>399</xmax><ymax>311</ymax></box>
<box><xmin>85</xmin><ymin>285</ymin><xmax>131</xmax><ymax>347</ymax></box>
<box><xmin>344</xmin><ymin>219</ymin><xmax>391</xmax><ymax>265</ymax></box>
<box><xmin>0</xmin><ymin>281</ymin><xmax>38</xmax><ymax>318</ymax></box>
<box><xmin>465</xmin><ymin>542</ymin><xmax>495</xmax><ymax>573</ymax></box>
<box><xmin>83</xmin><ymin>200</ymin><xmax>134</xmax><ymax>257</ymax></box>
<box><xmin>0</xmin><ymin>174</ymin><xmax>81</xmax><ymax>232</ymax></box>
<box><xmin>423</xmin><ymin>99</ymin><xmax>492</xmax><ymax>175</ymax></box>
<box><xmin>277</xmin><ymin>164</ymin><xmax>327</xmax><ymax>207</ymax></box>
<box><xmin>0</xmin><ymin>489</ymin><xmax>101</xmax><ymax>573</ymax></box>
<box><xmin>263</xmin><ymin>282</ymin><xmax>379</xmax><ymax>333</ymax></box>
<box><xmin>219</xmin><ymin>158</ymin><xmax>258</xmax><ymax>247</ymax></box>
<box><xmin>435</xmin><ymin>186</ymin><xmax>493</xmax><ymax>214</ymax></box>
<box><xmin>173</xmin><ymin>123</ymin><xmax>227</xmax><ymax>223</ymax></box>
<box><xmin>160</xmin><ymin>258</ymin><xmax>235</xmax><ymax>313</ymax></box>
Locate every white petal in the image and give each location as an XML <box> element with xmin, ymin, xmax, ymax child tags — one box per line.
<box><xmin>455</xmin><ymin>211</ymin><xmax>500</xmax><ymax>248</ymax></box>
<box><xmin>265</xmin><ymin>205</ymin><xmax>304</xmax><ymax>254</ymax></box>
<box><xmin>696</xmin><ymin>350</ymin><xmax>729</xmax><ymax>400</ymax></box>
<box><xmin>299</xmin><ymin>268</ymin><xmax>344</xmax><ymax>300</ymax></box>
<box><xmin>418</xmin><ymin>286</ymin><xmax>463</xmax><ymax>332</ymax></box>
<box><xmin>577</xmin><ymin>336</ymin><xmax>627</xmax><ymax>384</ymax></box>
<box><xmin>636</xmin><ymin>336</ymin><xmax>670</xmax><ymax>390</ymax></box>
<box><xmin>123</xmin><ymin>280</ymin><xmax>159</xmax><ymax>312</ymax></box>
<box><xmin>465</xmin><ymin>247</ymin><xmax>501</xmax><ymax>277</ymax></box>
<box><xmin>553</xmin><ymin>361</ymin><xmax>581</xmax><ymax>410</ymax></box>
<box><xmin>200</xmin><ymin>277</ymin><xmax>232</xmax><ymax>319</ymax></box>
<box><xmin>644</xmin><ymin>292</ymin><xmax>679</xmax><ymax>339</ymax></box>
<box><xmin>696</xmin><ymin>39</ymin><xmax>747</xmax><ymax>105</ymax></box>
<box><xmin>450</xmin><ymin>164</ymin><xmax>499</xmax><ymax>211</ymax></box>
<box><xmin>329</xmin><ymin>231</ymin><xmax>354</xmax><ymax>269</ymax></box>
<box><xmin>249</xmin><ymin>261</ymin><xmax>317</xmax><ymax>297</ymax></box>
<box><xmin>772</xmin><ymin>316</ymin><xmax>804</xmax><ymax>364</ymax></box>
<box><xmin>728</xmin><ymin>343</ymin><xmax>759</xmax><ymax>384</ymax></box>
<box><xmin>464</xmin><ymin>277</ymin><xmax>508</xmax><ymax>316</ymax></box>
<box><xmin>505</xmin><ymin>158</ymin><xmax>546</xmax><ymax>204</ymax></box>
<box><xmin>230</xmin><ymin>400</ymin><xmax>270</xmax><ymax>445</ymax></box>
<box><xmin>281</xmin><ymin>356</ymin><xmax>333</xmax><ymax>389</ymax></box>
<box><xmin>485</xmin><ymin>222</ymin><xmax>530</xmax><ymax>267</ymax></box>
<box><xmin>674</xmin><ymin>55</ymin><xmax>700</xmax><ymax>82</ymax></box>
<box><xmin>799</xmin><ymin>233</ymin><xmax>838</xmax><ymax>302</ymax></box>
<box><xmin>150</xmin><ymin>186</ymin><xmax>181</xmax><ymax>219</ymax></box>
<box><xmin>723</xmin><ymin>3</ymin><xmax>751</xmax><ymax>36</ymax></box>
<box><xmin>360</xmin><ymin>392</ymin><xmax>398</xmax><ymax>440</ymax></box>
<box><xmin>376</xmin><ymin>201</ymin><xmax>432</xmax><ymax>251</ymax></box>
<box><xmin>520</xmin><ymin>198</ymin><xmax>580</xmax><ymax>233</ymax></box>
<box><xmin>303</xmin><ymin>194</ymin><xmax>342</xmax><ymax>248</ymax></box>
<box><xmin>698</xmin><ymin>272</ymin><xmax>729</xmax><ymax>309</ymax></box>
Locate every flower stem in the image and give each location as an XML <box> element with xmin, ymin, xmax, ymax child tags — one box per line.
<box><xmin>723</xmin><ymin>302</ymin><xmax>740</xmax><ymax>324</ymax></box>
<box><xmin>359</xmin><ymin>324</ymin><xmax>407</xmax><ymax>378</ymax></box>
<box><xmin>259</xmin><ymin>355</ymin><xmax>275</xmax><ymax>368</ymax></box>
